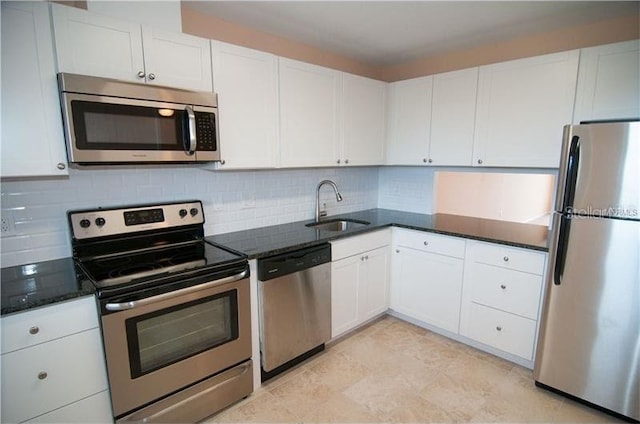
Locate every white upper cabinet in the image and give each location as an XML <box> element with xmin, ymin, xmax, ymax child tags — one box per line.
<box><xmin>212</xmin><ymin>42</ymin><xmax>279</xmax><ymax>169</ymax></box>
<box><xmin>279</xmin><ymin>58</ymin><xmax>341</xmax><ymax>167</ymax></box>
<box><xmin>430</xmin><ymin>67</ymin><xmax>478</xmax><ymax>166</ymax></box>
<box><xmin>385</xmin><ymin>76</ymin><xmax>433</xmax><ymax>165</ymax></box>
<box><xmin>51</xmin><ymin>4</ymin><xmax>212</xmax><ymax>91</ymax></box>
<box><xmin>341</xmin><ymin>73</ymin><xmax>386</xmax><ymax>166</ymax></box>
<box><xmin>574</xmin><ymin>39</ymin><xmax>640</xmax><ymax>123</ymax></box>
<box><xmin>1</xmin><ymin>2</ymin><xmax>69</xmax><ymax>177</ymax></box>
<box><xmin>473</xmin><ymin>50</ymin><xmax>580</xmax><ymax>168</ymax></box>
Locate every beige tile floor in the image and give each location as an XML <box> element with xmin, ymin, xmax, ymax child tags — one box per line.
<box><xmin>206</xmin><ymin>315</ymin><xmax>627</xmax><ymax>423</ymax></box>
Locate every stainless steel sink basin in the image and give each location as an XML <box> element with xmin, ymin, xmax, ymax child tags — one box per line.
<box><xmin>305</xmin><ymin>218</ymin><xmax>370</xmax><ymax>232</ymax></box>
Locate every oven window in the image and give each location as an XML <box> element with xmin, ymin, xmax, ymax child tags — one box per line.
<box><xmin>71</xmin><ymin>100</ymin><xmax>185</xmax><ymax>150</ymax></box>
<box><xmin>125</xmin><ymin>290</ymin><xmax>239</xmax><ymax>378</ymax></box>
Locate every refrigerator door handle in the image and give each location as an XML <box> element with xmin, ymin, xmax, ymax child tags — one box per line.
<box><xmin>561</xmin><ymin>135</ymin><xmax>581</xmax><ymax>214</ymax></box>
<box><xmin>553</xmin><ymin>215</ymin><xmax>571</xmax><ymax>286</ymax></box>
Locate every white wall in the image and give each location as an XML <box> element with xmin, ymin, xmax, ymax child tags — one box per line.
<box><xmin>0</xmin><ymin>166</ymin><xmax>380</xmax><ymax>267</ymax></box>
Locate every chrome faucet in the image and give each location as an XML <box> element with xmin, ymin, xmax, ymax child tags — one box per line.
<box><xmin>315</xmin><ymin>180</ymin><xmax>343</xmax><ymax>222</ymax></box>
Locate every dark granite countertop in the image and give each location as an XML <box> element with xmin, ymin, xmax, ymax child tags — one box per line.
<box><xmin>207</xmin><ymin>209</ymin><xmax>550</xmax><ymax>259</ymax></box>
<box><xmin>1</xmin><ymin>258</ymin><xmax>95</xmax><ymax>316</ymax></box>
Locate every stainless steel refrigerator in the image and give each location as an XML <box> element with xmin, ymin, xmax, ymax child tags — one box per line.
<box><xmin>534</xmin><ymin>121</ymin><xmax>639</xmax><ymax>421</ymax></box>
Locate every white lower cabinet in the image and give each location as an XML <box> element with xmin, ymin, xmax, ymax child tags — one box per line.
<box><xmin>1</xmin><ymin>296</ymin><xmax>112</xmax><ymax>423</ymax></box>
<box><xmin>460</xmin><ymin>240</ymin><xmax>546</xmax><ymax>361</ymax></box>
<box><xmin>390</xmin><ymin>229</ymin><xmax>465</xmax><ymax>333</ymax></box>
<box><xmin>331</xmin><ymin>230</ymin><xmax>390</xmax><ymax>338</ymax></box>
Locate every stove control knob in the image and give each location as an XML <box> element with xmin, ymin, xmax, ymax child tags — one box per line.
<box><xmin>179</xmin><ymin>209</ymin><xmax>188</xmax><ymax>218</ymax></box>
<box><xmin>80</xmin><ymin>219</ymin><xmax>91</xmax><ymax>228</ymax></box>
<box><xmin>95</xmin><ymin>217</ymin><xmax>106</xmax><ymax>227</ymax></box>
<box><xmin>190</xmin><ymin>208</ymin><xmax>199</xmax><ymax>217</ymax></box>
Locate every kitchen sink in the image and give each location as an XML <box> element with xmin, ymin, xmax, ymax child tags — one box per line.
<box><xmin>305</xmin><ymin>218</ymin><xmax>370</xmax><ymax>232</ymax></box>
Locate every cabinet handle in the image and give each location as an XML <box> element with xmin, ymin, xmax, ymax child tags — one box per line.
<box><xmin>29</xmin><ymin>326</ymin><xmax>39</xmax><ymax>335</ymax></box>
<box><xmin>361</xmin><ymin>256</ymin><xmax>365</xmax><ymax>261</ymax></box>
<box><xmin>395</xmin><ymin>249</ymin><xmax>400</xmax><ymax>253</ymax></box>
<box><xmin>496</xmin><ymin>326</ymin><xmax>502</xmax><ymax>332</ymax></box>
<box><xmin>220</xmin><ymin>160</ymin><xmax>226</xmax><ymax>165</ymax></box>
<box><xmin>365</xmin><ymin>255</ymin><xmax>369</xmax><ymax>260</ymax></box>
<box><xmin>137</xmin><ymin>71</ymin><xmax>145</xmax><ymax>79</ymax></box>
<box><xmin>148</xmin><ymin>73</ymin><xmax>156</xmax><ymax>81</ymax></box>
<box><xmin>38</xmin><ymin>371</ymin><xmax>48</xmax><ymax>380</ymax></box>
<box><xmin>56</xmin><ymin>163</ymin><xmax>66</xmax><ymax>170</ymax></box>
<box><xmin>423</xmin><ymin>241</ymin><xmax>428</xmax><ymax>246</ymax></box>
<box><xmin>422</xmin><ymin>158</ymin><xmax>428</xmax><ymax>163</ymax></box>
<box><xmin>500</xmin><ymin>284</ymin><xmax>507</xmax><ymax>290</ymax></box>
<box><xmin>336</xmin><ymin>159</ymin><xmax>341</xmax><ymax>164</ymax></box>
<box><xmin>345</xmin><ymin>159</ymin><xmax>349</xmax><ymax>164</ymax></box>
<box><xmin>477</xmin><ymin>159</ymin><xmax>483</xmax><ymax>165</ymax></box>
<box><xmin>428</xmin><ymin>158</ymin><xmax>433</xmax><ymax>163</ymax></box>
<box><xmin>503</xmin><ymin>256</ymin><xmax>509</xmax><ymax>262</ymax></box>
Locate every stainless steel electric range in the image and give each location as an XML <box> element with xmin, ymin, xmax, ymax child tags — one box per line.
<box><xmin>69</xmin><ymin>200</ymin><xmax>252</xmax><ymax>423</ymax></box>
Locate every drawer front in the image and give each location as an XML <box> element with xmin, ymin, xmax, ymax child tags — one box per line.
<box><xmin>463</xmin><ymin>303</ymin><xmax>537</xmax><ymax>360</ymax></box>
<box><xmin>1</xmin><ymin>328</ymin><xmax>109</xmax><ymax>423</ymax></box>
<box><xmin>1</xmin><ymin>296</ymin><xmax>99</xmax><ymax>354</ymax></box>
<box><xmin>468</xmin><ymin>263</ymin><xmax>543</xmax><ymax>320</ymax></box>
<box><xmin>394</xmin><ymin>228</ymin><xmax>465</xmax><ymax>258</ymax></box>
<box><xmin>469</xmin><ymin>241</ymin><xmax>545</xmax><ymax>274</ymax></box>
<box><xmin>331</xmin><ymin>229</ymin><xmax>390</xmax><ymax>261</ymax></box>
<box><xmin>27</xmin><ymin>390</ymin><xmax>113</xmax><ymax>423</ymax></box>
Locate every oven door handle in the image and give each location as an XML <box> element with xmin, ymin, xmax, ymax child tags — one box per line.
<box><xmin>104</xmin><ymin>269</ymin><xmax>248</xmax><ymax>311</ymax></box>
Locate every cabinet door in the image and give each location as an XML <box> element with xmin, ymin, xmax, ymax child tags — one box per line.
<box><xmin>574</xmin><ymin>40</ymin><xmax>640</xmax><ymax>123</ymax></box>
<box><xmin>279</xmin><ymin>58</ymin><xmax>340</xmax><ymax>167</ymax></box>
<box><xmin>28</xmin><ymin>391</ymin><xmax>112</xmax><ymax>424</ymax></box>
<box><xmin>331</xmin><ymin>255</ymin><xmax>361</xmax><ymax>338</ymax></box>
<box><xmin>342</xmin><ymin>74</ymin><xmax>386</xmax><ymax>166</ymax></box>
<box><xmin>359</xmin><ymin>247</ymin><xmax>390</xmax><ymax>321</ymax></box>
<box><xmin>473</xmin><ymin>50</ymin><xmax>579</xmax><ymax>168</ymax></box>
<box><xmin>141</xmin><ymin>26</ymin><xmax>212</xmax><ymax>91</ymax></box>
<box><xmin>1</xmin><ymin>2</ymin><xmax>68</xmax><ymax>177</ymax></box>
<box><xmin>385</xmin><ymin>76</ymin><xmax>432</xmax><ymax>165</ymax></box>
<box><xmin>391</xmin><ymin>247</ymin><xmax>463</xmax><ymax>333</ymax></box>
<box><xmin>51</xmin><ymin>3</ymin><xmax>144</xmax><ymax>83</ymax></box>
<box><xmin>212</xmin><ymin>42</ymin><xmax>278</xmax><ymax>169</ymax></box>
<box><xmin>430</xmin><ymin>68</ymin><xmax>478</xmax><ymax>166</ymax></box>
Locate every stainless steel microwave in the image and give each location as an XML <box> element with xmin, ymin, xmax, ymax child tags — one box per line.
<box><xmin>58</xmin><ymin>73</ymin><xmax>220</xmax><ymax>165</ymax></box>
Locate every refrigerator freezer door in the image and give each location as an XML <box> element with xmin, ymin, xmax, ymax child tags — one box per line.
<box><xmin>555</xmin><ymin>122</ymin><xmax>639</xmax><ymax>219</ymax></box>
<box><xmin>535</xmin><ymin>213</ymin><xmax>639</xmax><ymax>420</ymax></box>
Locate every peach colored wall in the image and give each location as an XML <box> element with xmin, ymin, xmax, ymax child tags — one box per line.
<box><xmin>53</xmin><ymin>1</ymin><xmax>87</xmax><ymax>9</ymax></box>
<box><xmin>435</xmin><ymin>172</ymin><xmax>555</xmax><ymax>224</ymax></box>
<box><xmin>181</xmin><ymin>4</ymin><xmax>639</xmax><ymax>82</ymax></box>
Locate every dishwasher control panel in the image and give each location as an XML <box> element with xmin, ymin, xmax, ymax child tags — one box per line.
<box><xmin>258</xmin><ymin>244</ymin><xmax>331</xmax><ymax>281</ymax></box>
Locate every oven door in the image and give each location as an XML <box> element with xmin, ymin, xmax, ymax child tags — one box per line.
<box><xmin>60</xmin><ymin>92</ymin><xmax>219</xmax><ymax>164</ymax></box>
<box><xmin>100</xmin><ymin>268</ymin><xmax>251</xmax><ymax>418</ymax></box>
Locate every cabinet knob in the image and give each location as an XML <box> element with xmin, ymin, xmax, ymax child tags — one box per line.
<box><xmin>345</xmin><ymin>159</ymin><xmax>349</xmax><ymax>164</ymax></box>
<box><xmin>336</xmin><ymin>159</ymin><xmax>341</xmax><ymax>164</ymax></box>
<box><xmin>365</xmin><ymin>255</ymin><xmax>369</xmax><ymax>260</ymax></box>
<box><xmin>496</xmin><ymin>326</ymin><xmax>502</xmax><ymax>332</ymax></box>
<box><xmin>220</xmin><ymin>160</ymin><xmax>226</xmax><ymax>165</ymax></box>
<box><xmin>428</xmin><ymin>158</ymin><xmax>433</xmax><ymax>163</ymax></box>
<box><xmin>56</xmin><ymin>163</ymin><xmax>66</xmax><ymax>170</ymax></box>
<box><xmin>395</xmin><ymin>249</ymin><xmax>400</xmax><ymax>253</ymax></box>
<box><xmin>422</xmin><ymin>158</ymin><xmax>428</xmax><ymax>163</ymax></box>
<box><xmin>147</xmin><ymin>73</ymin><xmax>156</xmax><ymax>81</ymax></box>
<box><xmin>477</xmin><ymin>159</ymin><xmax>483</xmax><ymax>165</ymax></box>
<box><xmin>423</xmin><ymin>241</ymin><xmax>428</xmax><ymax>246</ymax></box>
<box><xmin>38</xmin><ymin>371</ymin><xmax>48</xmax><ymax>380</ymax></box>
<box><xmin>503</xmin><ymin>256</ymin><xmax>509</xmax><ymax>262</ymax></box>
<box><xmin>137</xmin><ymin>71</ymin><xmax>145</xmax><ymax>79</ymax></box>
<box><xmin>29</xmin><ymin>326</ymin><xmax>39</xmax><ymax>335</ymax></box>
<box><xmin>500</xmin><ymin>284</ymin><xmax>507</xmax><ymax>290</ymax></box>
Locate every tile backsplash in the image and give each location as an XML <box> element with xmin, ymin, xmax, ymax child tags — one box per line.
<box><xmin>1</xmin><ymin>165</ymin><xmax>431</xmax><ymax>267</ymax></box>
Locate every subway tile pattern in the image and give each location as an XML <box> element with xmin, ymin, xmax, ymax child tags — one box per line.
<box><xmin>1</xmin><ymin>166</ymin><xmax>385</xmax><ymax>267</ymax></box>
<box><xmin>378</xmin><ymin>166</ymin><xmax>436</xmax><ymax>214</ymax></box>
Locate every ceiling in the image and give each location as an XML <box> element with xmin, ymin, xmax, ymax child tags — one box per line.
<box><xmin>184</xmin><ymin>1</ymin><xmax>639</xmax><ymax>66</ymax></box>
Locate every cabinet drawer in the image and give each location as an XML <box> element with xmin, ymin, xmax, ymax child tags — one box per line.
<box><xmin>1</xmin><ymin>328</ymin><xmax>109</xmax><ymax>423</ymax></box>
<box><xmin>331</xmin><ymin>229</ymin><xmax>390</xmax><ymax>261</ymax></box>
<box><xmin>468</xmin><ymin>263</ymin><xmax>543</xmax><ymax>320</ymax></box>
<box><xmin>1</xmin><ymin>296</ymin><xmax>99</xmax><ymax>354</ymax></box>
<box><xmin>469</xmin><ymin>241</ymin><xmax>545</xmax><ymax>274</ymax></box>
<box><xmin>27</xmin><ymin>390</ymin><xmax>112</xmax><ymax>423</ymax></box>
<box><xmin>463</xmin><ymin>303</ymin><xmax>536</xmax><ymax>360</ymax></box>
<box><xmin>393</xmin><ymin>228</ymin><xmax>465</xmax><ymax>258</ymax></box>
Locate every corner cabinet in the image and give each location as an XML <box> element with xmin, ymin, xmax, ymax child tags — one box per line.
<box><xmin>279</xmin><ymin>58</ymin><xmax>341</xmax><ymax>167</ymax></box>
<box><xmin>330</xmin><ymin>230</ymin><xmax>390</xmax><ymax>338</ymax></box>
<box><xmin>51</xmin><ymin>3</ymin><xmax>212</xmax><ymax>91</ymax></box>
<box><xmin>1</xmin><ymin>296</ymin><xmax>112</xmax><ymax>423</ymax></box>
<box><xmin>341</xmin><ymin>74</ymin><xmax>386</xmax><ymax>166</ymax></box>
<box><xmin>212</xmin><ymin>42</ymin><xmax>279</xmax><ymax>169</ymax></box>
<box><xmin>574</xmin><ymin>39</ymin><xmax>640</xmax><ymax>123</ymax></box>
<box><xmin>390</xmin><ymin>229</ymin><xmax>465</xmax><ymax>333</ymax></box>
<box><xmin>472</xmin><ymin>50</ymin><xmax>579</xmax><ymax>168</ymax></box>
<box><xmin>459</xmin><ymin>241</ymin><xmax>546</xmax><ymax>361</ymax></box>
<box><xmin>1</xmin><ymin>2</ymin><xmax>69</xmax><ymax>177</ymax></box>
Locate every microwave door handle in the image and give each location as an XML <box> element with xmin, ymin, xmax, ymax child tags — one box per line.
<box><xmin>184</xmin><ymin>105</ymin><xmax>197</xmax><ymax>155</ymax></box>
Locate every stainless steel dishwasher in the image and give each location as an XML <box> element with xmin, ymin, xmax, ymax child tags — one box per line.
<box><xmin>258</xmin><ymin>243</ymin><xmax>331</xmax><ymax>381</ymax></box>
